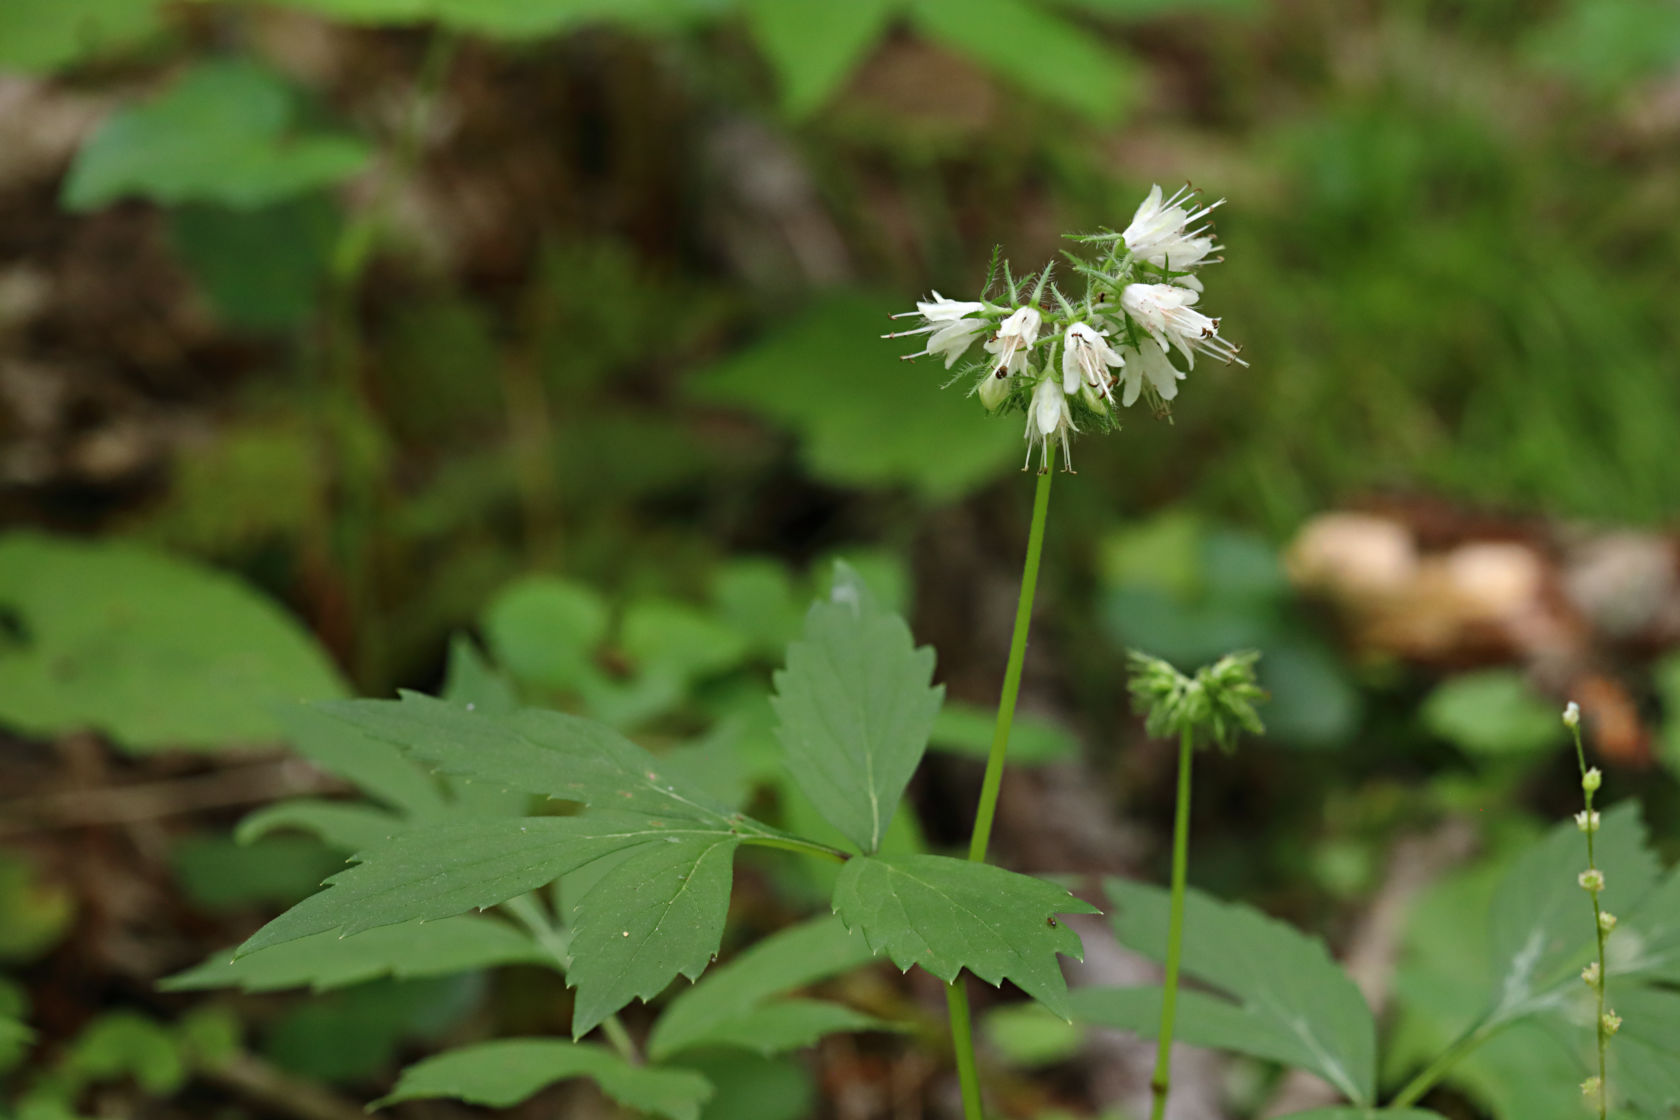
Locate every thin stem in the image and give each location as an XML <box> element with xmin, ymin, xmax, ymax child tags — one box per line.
<box><xmin>944</xmin><ymin>443</ymin><xmax>1058</xmax><ymax>1120</ymax></box>
<box><xmin>1388</xmin><ymin>1015</ymin><xmax>1495</xmax><ymax>1109</ymax></box>
<box><xmin>1149</xmin><ymin>727</ymin><xmax>1196</xmax><ymax>1120</ymax></box>
<box><xmin>1571</xmin><ymin>720</ymin><xmax>1610</xmax><ymax>1119</ymax></box>
<box><xmin>968</xmin><ymin>441</ymin><xmax>1056</xmax><ymax>864</ymax></box>
<box><xmin>946</xmin><ymin>980</ymin><xmax>985</xmax><ymax>1120</ymax></box>
<box><xmin>598</xmin><ymin>1015</ymin><xmax>638</xmax><ymax>1065</ymax></box>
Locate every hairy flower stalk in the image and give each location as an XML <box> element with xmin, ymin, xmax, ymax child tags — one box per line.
<box><xmin>1566</xmin><ymin>701</ymin><xmax>1615</xmax><ymax>1120</ymax></box>
<box><xmin>884</xmin><ymin>184</ymin><xmax>1242</xmax><ymax>1120</ymax></box>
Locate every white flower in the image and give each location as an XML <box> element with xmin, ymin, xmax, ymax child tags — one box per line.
<box><xmin>884</xmin><ymin>291</ymin><xmax>988</xmax><ymax>368</ymax></box>
<box><xmin>985</xmin><ymin>306</ymin><xmax>1042</xmax><ymax>377</ymax></box>
<box><xmin>1117</xmin><ymin>339</ymin><xmax>1185</xmax><ymax>407</ymax></box>
<box><xmin>1062</xmin><ymin>321</ymin><xmax>1123</xmax><ymax>399</ymax></box>
<box><xmin>1120</xmin><ymin>282</ymin><xmax>1245</xmax><ymax>367</ymax></box>
<box><xmin>1123</xmin><ymin>183</ymin><xmax>1221</xmax><ymax>276</ymax></box>
<box><xmin>1025</xmin><ymin>374</ymin><xmax>1074</xmax><ymax>472</ymax></box>
<box><xmin>976</xmin><ymin>368</ymin><xmax>1011</xmax><ymax>410</ymax></box>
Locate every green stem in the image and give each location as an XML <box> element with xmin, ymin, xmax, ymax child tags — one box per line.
<box><xmin>946</xmin><ymin>980</ymin><xmax>985</xmax><ymax>1120</ymax></box>
<box><xmin>968</xmin><ymin>442</ymin><xmax>1056</xmax><ymax>864</ymax></box>
<box><xmin>1388</xmin><ymin>1015</ymin><xmax>1495</xmax><ymax>1109</ymax></box>
<box><xmin>1571</xmin><ymin>721</ymin><xmax>1610</xmax><ymax>1120</ymax></box>
<box><xmin>943</xmin><ymin>444</ymin><xmax>1058</xmax><ymax>1120</ymax></box>
<box><xmin>1149</xmin><ymin>727</ymin><xmax>1195</xmax><ymax>1120</ymax></box>
<box><xmin>598</xmin><ymin>1016</ymin><xmax>638</xmax><ymax>1065</ymax></box>
<box><xmin>737</xmin><ymin>832</ymin><xmax>850</xmax><ymax>863</ymax></box>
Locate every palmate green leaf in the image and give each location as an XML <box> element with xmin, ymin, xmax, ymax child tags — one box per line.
<box><xmin>0</xmin><ymin>532</ymin><xmax>346</xmax><ymax>751</ymax></box>
<box><xmin>163</xmin><ymin>916</ymin><xmax>547</xmax><ymax>993</ymax></box>
<box><xmin>321</xmin><ymin>692</ymin><xmax>738</xmax><ymax>822</ymax></box>
<box><xmin>1101</xmin><ymin>879</ymin><xmax>1376</xmax><ymax>1104</ymax></box>
<box><xmin>373</xmin><ymin>1038</ymin><xmax>712</xmax><ymax>1119</ymax></box>
<box><xmin>832</xmin><ymin>854</ymin><xmax>1098</xmax><ymax>1019</ymax></box>
<box><xmin>63</xmin><ymin>60</ymin><xmax>369</xmax><ymax>211</ymax></box>
<box><xmin>772</xmin><ymin>565</ymin><xmax>943</xmax><ymax>854</ymax></box>
<box><xmin>1615</xmin><ymin>865</ymin><xmax>1680</xmax><ymax>983</ymax></box>
<box><xmin>237</xmin><ymin>814</ymin><xmax>730</xmax><ymax>955</ymax></box>
<box><xmin>690</xmin><ymin>294</ymin><xmax>1021</xmax><ymax>499</ymax></box>
<box><xmin>742</xmin><ymin>0</ymin><xmax>894</xmax><ymax>117</ymax></box>
<box><xmin>1485</xmin><ymin>802</ymin><xmax>1658</xmax><ymax>1022</ymax></box>
<box><xmin>649</xmin><ymin>915</ymin><xmax>884</xmax><ymax>1060</ymax></box>
<box><xmin>564</xmin><ymin>835</ymin><xmax>740</xmax><ymax>1037</ymax></box>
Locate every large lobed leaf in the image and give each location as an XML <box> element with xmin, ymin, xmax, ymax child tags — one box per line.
<box><xmin>772</xmin><ymin>565</ymin><xmax>943</xmax><ymax>854</ymax></box>
<box><xmin>0</xmin><ymin>532</ymin><xmax>345</xmax><ymax>751</ymax></box>
<box><xmin>649</xmin><ymin>916</ymin><xmax>887</xmax><ymax>1060</ymax></box>
<box><xmin>831</xmin><ymin>854</ymin><xmax>1097</xmax><ymax>1019</ymax></box>
<box><xmin>373</xmin><ymin>1038</ymin><xmax>712</xmax><ymax>1120</ymax></box>
<box><xmin>237</xmin><ymin>814</ymin><xmax>727</xmax><ymax>956</ymax></box>
<box><xmin>321</xmin><ymin>691</ymin><xmax>738</xmax><ymax>822</ymax></box>
<box><xmin>1099</xmin><ymin>878</ymin><xmax>1376</xmax><ymax>1104</ymax></box>
<box><xmin>164</xmin><ymin>917</ymin><xmax>547</xmax><ymax>993</ymax></box>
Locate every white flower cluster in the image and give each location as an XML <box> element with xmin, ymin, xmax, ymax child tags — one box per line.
<box><xmin>885</xmin><ymin>184</ymin><xmax>1244</xmax><ymax>471</ymax></box>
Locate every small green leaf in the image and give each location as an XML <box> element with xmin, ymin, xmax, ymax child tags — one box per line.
<box><xmin>63</xmin><ymin>60</ymin><xmax>369</xmax><ymax>211</ymax></box>
<box><xmin>1486</xmin><ymin>802</ymin><xmax>1657</xmax><ymax>1021</ymax></box>
<box><xmin>680</xmin><ymin>999</ymin><xmax>894</xmax><ymax>1057</ymax></box>
<box><xmin>649</xmin><ymin>916</ymin><xmax>882</xmax><ymax>1060</ymax></box>
<box><xmin>907</xmin><ymin>0</ymin><xmax>1138</xmax><ymax>126</ymax></box>
<box><xmin>772</xmin><ymin>564</ymin><xmax>943</xmax><ymax>853</ymax></box>
<box><xmin>742</xmin><ymin>0</ymin><xmax>894</xmax><ymax>117</ymax></box>
<box><xmin>622</xmin><ymin>598</ymin><xmax>751</xmax><ymax>684</ymax></box>
<box><xmin>169</xmin><ymin>196</ymin><xmax>339</xmax><ymax>332</ymax></box>
<box><xmin>690</xmin><ymin>294</ymin><xmax>1021</xmax><ymax>499</ymax></box>
<box><xmin>482</xmin><ymin>576</ymin><xmax>608</xmax><ymax>692</ymax></box>
<box><xmin>982</xmin><ymin>1002</ymin><xmax>1085</xmax><ymax>1067</ymax></box>
<box><xmin>61</xmin><ymin>1012</ymin><xmax>185</xmax><ymax>1095</ymax></box>
<box><xmin>374</xmin><ymin>1038</ymin><xmax>713</xmax><ymax>1118</ymax></box>
<box><xmin>1421</xmin><ymin>670</ymin><xmax>1561</xmax><ymax>756</ymax></box>
<box><xmin>1101</xmin><ymin>878</ymin><xmax>1376</xmax><ymax>1104</ymax></box>
<box><xmin>236</xmin><ymin>814</ymin><xmax>735</xmax><ymax>955</ymax></box>
<box><xmin>930</xmin><ymin>702</ymin><xmax>1079</xmax><ymax>765</ymax></box>
<box><xmin>831</xmin><ymin>854</ymin><xmax>1098</xmax><ymax>1019</ymax></box>
<box><xmin>322</xmin><ymin>692</ymin><xmax>737</xmax><ymax>820</ymax></box>
<box><xmin>564</xmin><ymin>835</ymin><xmax>740</xmax><ymax>1037</ymax></box>
<box><xmin>0</xmin><ymin>532</ymin><xmax>346</xmax><ymax>751</ymax></box>
<box><xmin>163</xmin><ymin>916</ymin><xmax>547</xmax><ymax>993</ymax></box>
<box><xmin>236</xmin><ymin>799</ymin><xmax>405</xmax><ymax>853</ymax></box>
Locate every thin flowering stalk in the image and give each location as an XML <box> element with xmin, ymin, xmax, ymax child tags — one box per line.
<box><xmin>1149</xmin><ymin>725</ymin><xmax>1196</xmax><ymax>1120</ymax></box>
<box><xmin>1567</xmin><ymin>701</ymin><xmax>1613</xmax><ymax>1119</ymax></box>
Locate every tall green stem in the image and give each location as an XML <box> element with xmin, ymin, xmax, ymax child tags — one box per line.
<box><xmin>968</xmin><ymin>447</ymin><xmax>1056</xmax><ymax>864</ymax></box>
<box><xmin>945</xmin><ymin>445</ymin><xmax>1058</xmax><ymax>1120</ymax></box>
<box><xmin>946</xmin><ymin>981</ymin><xmax>985</xmax><ymax>1120</ymax></box>
<box><xmin>1388</xmin><ymin>1015</ymin><xmax>1494</xmax><ymax>1109</ymax></box>
<box><xmin>1149</xmin><ymin>726</ymin><xmax>1195</xmax><ymax>1120</ymax></box>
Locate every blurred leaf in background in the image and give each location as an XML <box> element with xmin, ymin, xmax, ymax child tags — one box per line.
<box><xmin>0</xmin><ymin>534</ymin><xmax>346</xmax><ymax>750</ymax></box>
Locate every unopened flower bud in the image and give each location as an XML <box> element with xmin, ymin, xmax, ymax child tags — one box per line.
<box><xmin>1582</xmin><ymin>767</ymin><xmax>1602</xmax><ymax>793</ymax></box>
<box><xmin>1602</xmin><ymin>1010</ymin><xmax>1622</xmax><ymax>1036</ymax></box>
<box><xmin>1575</xmin><ymin>810</ymin><xmax>1600</xmax><ymax>833</ymax></box>
<box><xmin>977</xmin><ymin>369</ymin><xmax>1011</xmax><ymax>410</ymax></box>
<box><xmin>1599</xmin><ymin>911</ymin><xmax>1618</xmax><ymax>933</ymax></box>
<box><xmin>1582</xmin><ymin>961</ymin><xmax>1601</xmax><ymax>985</ymax></box>
<box><xmin>1582</xmin><ymin>1076</ymin><xmax>1603</xmax><ymax>1099</ymax></box>
<box><xmin>1579</xmin><ymin>869</ymin><xmax>1605</xmax><ymax>893</ymax></box>
<box><xmin>1563</xmin><ymin>701</ymin><xmax>1580</xmax><ymax>728</ymax></box>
